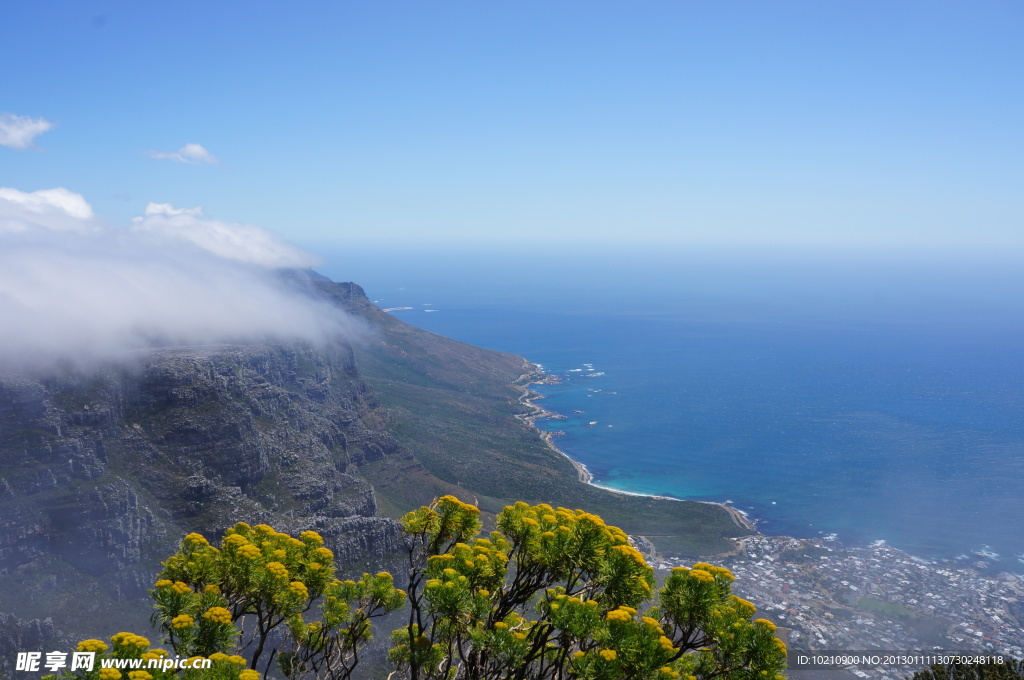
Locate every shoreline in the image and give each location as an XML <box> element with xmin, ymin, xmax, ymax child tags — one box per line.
<box><xmin>513</xmin><ymin>363</ymin><xmax>1021</xmax><ymax>574</ymax></box>
<box><xmin>511</xmin><ymin>365</ymin><xmax>1024</xmax><ymax>658</ymax></box>
<box><xmin>513</xmin><ymin>362</ymin><xmax>757</xmax><ymax>533</ymax></box>
<box><xmin>516</xmin><ymin>364</ymin><xmax>1024</xmax><ymax>577</ymax></box>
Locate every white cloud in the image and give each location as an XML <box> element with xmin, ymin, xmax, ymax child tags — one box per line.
<box><xmin>0</xmin><ymin>187</ymin><xmax>99</xmax><ymax>234</ymax></box>
<box><xmin>147</xmin><ymin>142</ymin><xmax>219</xmax><ymax>164</ymax></box>
<box><xmin>0</xmin><ymin>113</ymin><xmax>54</xmax><ymax>149</ymax></box>
<box><xmin>0</xmin><ymin>188</ymin><xmax>356</xmax><ymax>372</ymax></box>
<box><xmin>131</xmin><ymin>202</ymin><xmax>319</xmax><ymax>268</ymax></box>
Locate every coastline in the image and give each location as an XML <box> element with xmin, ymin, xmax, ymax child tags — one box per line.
<box><xmin>513</xmin><ymin>362</ymin><xmax>757</xmax><ymax>533</ymax></box>
<box><xmin>512</xmin><ymin>363</ymin><xmax>1017</xmax><ymax>569</ymax></box>
<box><xmin>511</xmin><ymin>365</ymin><xmax>1024</xmax><ymax>659</ymax></box>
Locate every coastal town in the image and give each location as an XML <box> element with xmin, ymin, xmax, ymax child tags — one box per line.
<box><xmin>647</xmin><ymin>535</ymin><xmax>1024</xmax><ymax>679</ymax></box>
<box><xmin>528</xmin><ymin>374</ymin><xmax>1023</xmax><ymax>677</ymax></box>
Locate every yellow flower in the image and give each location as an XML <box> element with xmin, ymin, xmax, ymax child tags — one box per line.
<box><xmin>77</xmin><ymin>639</ymin><xmax>109</xmax><ymax>653</ymax></box>
<box><xmin>171</xmin><ymin>581</ymin><xmax>191</xmax><ymax>595</ymax></box>
<box><xmin>605</xmin><ymin>609</ymin><xmax>632</xmax><ymax>622</ymax></box>
<box><xmin>99</xmin><ymin>669</ymin><xmax>122</xmax><ymax>680</ymax></box>
<box><xmin>238</xmin><ymin>544</ymin><xmax>261</xmax><ymax>560</ymax></box>
<box><xmin>171</xmin><ymin>614</ymin><xmax>194</xmax><ymax>629</ymax></box>
<box><xmin>127</xmin><ymin>671</ymin><xmax>153</xmax><ymax>680</ymax></box>
<box><xmin>239</xmin><ymin>671</ymin><xmax>261</xmax><ymax>680</ymax></box>
<box><xmin>205</xmin><ymin>584</ymin><xmax>221</xmax><ymax>594</ymax></box>
<box><xmin>111</xmin><ymin>633</ymin><xmax>150</xmax><ymax>649</ymax></box>
<box><xmin>730</xmin><ymin>596</ymin><xmax>757</xmax><ymax>617</ymax></box>
<box><xmin>314</xmin><ymin>547</ymin><xmax>334</xmax><ymax>562</ymax></box>
<box><xmin>754</xmin><ymin>618</ymin><xmax>777</xmax><ymax>631</ymax></box>
<box><xmin>203</xmin><ymin>606</ymin><xmax>233</xmax><ymax>625</ymax></box>
<box><xmin>227</xmin><ymin>655</ymin><xmax>247</xmax><ymax>666</ymax></box>
<box><xmin>300</xmin><ymin>530</ymin><xmax>324</xmax><ymax>544</ymax></box>
<box><xmin>154</xmin><ymin>579</ymin><xmax>173</xmax><ymax>588</ymax></box>
<box><xmin>689</xmin><ymin>569</ymin><xmax>715</xmax><ymax>583</ymax></box>
<box><xmin>599</xmin><ymin>649</ymin><xmax>617</xmax><ymax>661</ymax></box>
<box><xmin>288</xmin><ymin>581</ymin><xmax>309</xmax><ymax>599</ymax></box>
<box><xmin>612</xmin><ymin>544</ymin><xmax>646</xmax><ymax>564</ymax></box>
<box><xmin>659</xmin><ymin>636</ymin><xmax>676</xmax><ymax>652</ymax></box>
<box><xmin>691</xmin><ymin>562</ymin><xmax>734</xmax><ymax>581</ymax></box>
<box><xmin>223</xmin><ymin>534</ymin><xmax>249</xmax><ymax>547</ymax></box>
<box><xmin>184</xmin><ymin>533</ymin><xmax>209</xmax><ymax>546</ymax></box>
<box><xmin>265</xmin><ymin>561</ymin><xmax>289</xmax><ymax>580</ymax></box>
<box><xmin>572</xmin><ymin>650</ymin><xmax>585</xmax><ymax>659</ymax></box>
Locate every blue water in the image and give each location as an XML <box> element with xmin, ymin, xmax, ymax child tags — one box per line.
<box><xmin>318</xmin><ymin>245</ymin><xmax>1024</xmax><ymax>572</ymax></box>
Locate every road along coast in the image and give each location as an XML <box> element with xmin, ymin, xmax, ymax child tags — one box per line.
<box><xmin>513</xmin><ymin>368</ymin><xmax>593</xmax><ymax>484</ymax></box>
<box><xmin>513</xmin><ymin>363</ymin><xmax>755</xmax><ymax>532</ymax></box>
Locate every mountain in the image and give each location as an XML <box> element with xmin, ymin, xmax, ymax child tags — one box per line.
<box><xmin>0</xmin><ymin>278</ymin><xmax>748</xmax><ymax>654</ymax></box>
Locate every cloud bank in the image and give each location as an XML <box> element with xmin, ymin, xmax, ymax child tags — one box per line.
<box><xmin>147</xmin><ymin>143</ymin><xmax>219</xmax><ymax>164</ymax></box>
<box><xmin>0</xmin><ymin>187</ymin><xmax>98</xmax><ymax>233</ymax></box>
<box><xmin>0</xmin><ymin>188</ymin><xmax>356</xmax><ymax>372</ymax></box>
<box><xmin>132</xmin><ymin>203</ymin><xmax>318</xmax><ymax>268</ymax></box>
<box><xmin>0</xmin><ymin>113</ymin><xmax>54</xmax><ymax>149</ymax></box>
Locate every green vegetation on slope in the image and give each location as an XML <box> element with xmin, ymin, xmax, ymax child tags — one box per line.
<box><xmin>320</xmin><ymin>282</ymin><xmax>749</xmax><ymax>557</ymax></box>
<box><xmin>47</xmin><ymin>500</ymin><xmax>786</xmax><ymax>680</ymax></box>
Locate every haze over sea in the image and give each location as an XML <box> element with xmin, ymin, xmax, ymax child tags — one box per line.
<box><xmin>321</xmin><ymin>245</ymin><xmax>1024</xmax><ymax>573</ymax></box>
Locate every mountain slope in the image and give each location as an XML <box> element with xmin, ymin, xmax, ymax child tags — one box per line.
<box><xmin>0</xmin><ymin>277</ymin><xmax>748</xmax><ymax>655</ymax></box>
<box><xmin>318</xmin><ymin>281</ymin><xmax>747</xmax><ymax>556</ymax></box>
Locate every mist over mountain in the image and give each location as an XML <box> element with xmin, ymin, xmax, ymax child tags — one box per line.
<box><xmin>0</xmin><ymin>187</ymin><xmax>360</xmax><ymax>372</ymax></box>
<box><xmin>0</xmin><ymin>184</ymin><xmax>751</xmax><ymax>675</ymax></box>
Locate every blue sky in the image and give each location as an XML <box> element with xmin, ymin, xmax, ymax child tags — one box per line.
<box><xmin>2</xmin><ymin>1</ymin><xmax>1021</xmax><ymax>249</ymax></box>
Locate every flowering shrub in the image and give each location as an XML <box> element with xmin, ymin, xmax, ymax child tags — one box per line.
<box><xmin>389</xmin><ymin>496</ymin><xmax>787</xmax><ymax>680</ymax></box>
<box><xmin>150</xmin><ymin>523</ymin><xmax>404</xmax><ymax>679</ymax></box>
<box><xmin>45</xmin><ymin>501</ymin><xmax>784</xmax><ymax>680</ymax></box>
<box><xmin>41</xmin><ymin>632</ymin><xmax>251</xmax><ymax>680</ymax></box>
<box><xmin>40</xmin><ymin>522</ymin><xmax>403</xmax><ymax>680</ymax></box>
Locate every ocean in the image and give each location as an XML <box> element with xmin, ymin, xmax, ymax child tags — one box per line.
<box><xmin>318</xmin><ymin>244</ymin><xmax>1024</xmax><ymax>573</ymax></box>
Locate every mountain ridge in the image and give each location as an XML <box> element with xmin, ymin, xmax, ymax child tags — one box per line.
<box><xmin>0</xmin><ymin>277</ymin><xmax>748</xmax><ymax>660</ymax></box>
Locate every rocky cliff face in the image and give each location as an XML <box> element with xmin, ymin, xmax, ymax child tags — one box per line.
<box><xmin>0</xmin><ymin>278</ymin><xmax>746</xmax><ymax>666</ymax></box>
<box><xmin>0</xmin><ymin>317</ymin><xmax>405</xmax><ymax>645</ymax></box>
